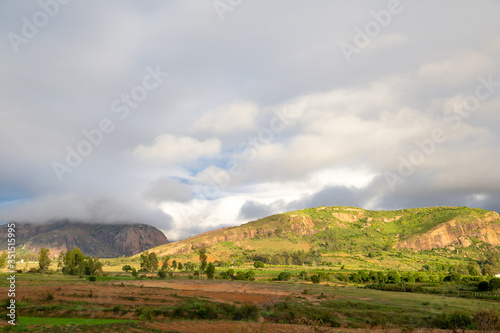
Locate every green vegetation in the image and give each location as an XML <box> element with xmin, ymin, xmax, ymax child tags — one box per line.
<box><xmin>38</xmin><ymin>248</ymin><xmax>51</xmax><ymax>274</ymax></box>
<box><xmin>62</xmin><ymin>247</ymin><xmax>103</xmax><ymax>276</ymax></box>
<box><xmin>0</xmin><ymin>251</ymin><xmax>8</xmax><ymax>269</ymax></box>
<box><xmin>139</xmin><ymin>251</ymin><xmax>158</xmax><ymax>273</ymax></box>
<box><xmin>4</xmin><ymin>205</ymin><xmax>500</xmax><ymax>331</ymax></box>
<box><xmin>19</xmin><ymin>316</ymin><xmax>136</xmax><ymax>326</ymax></box>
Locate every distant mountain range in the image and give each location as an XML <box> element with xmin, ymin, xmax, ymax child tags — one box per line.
<box><xmin>143</xmin><ymin>206</ymin><xmax>500</xmax><ymax>259</ymax></box>
<box><xmin>0</xmin><ymin>221</ymin><xmax>169</xmax><ymax>257</ymax></box>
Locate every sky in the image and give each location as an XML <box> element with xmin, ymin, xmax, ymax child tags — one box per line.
<box><xmin>1</xmin><ymin>0</ymin><xmax>500</xmax><ymax>241</ymax></box>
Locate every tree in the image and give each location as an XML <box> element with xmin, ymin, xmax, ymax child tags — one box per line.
<box><xmin>57</xmin><ymin>251</ymin><xmax>64</xmax><ymax>272</ymax></box>
<box><xmin>63</xmin><ymin>247</ymin><xmax>86</xmax><ymax>275</ymax></box>
<box><xmin>253</xmin><ymin>261</ymin><xmax>265</xmax><ymax>269</ymax></box>
<box><xmin>161</xmin><ymin>255</ymin><xmax>171</xmax><ymax>271</ymax></box>
<box><xmin>172</xmin><ymin>260</ymin><xmax>177</xmax><ymax>272</ymax></box>
<box><xmin>468</xmin><ymin>262</ymin><xmax>481</xmax><ymax>276</ymax></box>
<box><xmin>198</xmin><ymin>247</ymin><xmax>208</xmax><ymax>277</ymax></box>
<box><xmin>387</xmin><ymin>270</ymin><xmax>401</xmax><ymax>283</ymax></box>
<box><xmin>184</xmin><ymin>262</ymin><xmax>195</xmax><ymax>272</ymax></box>
<box><xmin>140</xmin><ymin>252</ymin><xmax>159</xmax><ymax>273</ymax></box>
<box><xmin>490</xmin><ymin>278</ymin><xmax>500</xmax><ymax>291</ymax></box>
<box><xmin>85</xmin><ymin>257</ymin><xmax>103</xmax><ymax>276</ymax></box>
<box><xmin>0</xmin><ymin>251</ymin><xmax>8</xmax><ymax>269</ymax></box>
<box><xmin>140</xmin><ymin>252</ymin><xmax>150</xmax><ymax>272</ymax></box>
<box><xmin>177</xmin><ymin>262</ymin><xmax>183</xmax><ymax>271</ymax></box>
<box><xmin>122</xmin><ymin>265</ymin><xmax>133</xmax><ymax>272</ymax></box>
<box><xmin>61</xmin><ymin>247</ymin><xmax>102</xmax><ymax>276</ymax></box>
<box><xmin>206</xmin><ymin>263</ymin><xmax>216</xmax><ymax>279</ymax></box>
<box><xmin>38</xmin><ymin>248</ymin><xmax>51</xmax><ymax>274</ymax></box>
<box><xmin>149</xmin><ymin>252</ymin><xmax>158</xmax><ymax>272</ymax></box>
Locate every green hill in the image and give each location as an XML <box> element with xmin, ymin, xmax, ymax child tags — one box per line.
<box><xmin>143</xmin><ymin>206</ymin><xmax>500</xmax><ymax>265</ymax></box>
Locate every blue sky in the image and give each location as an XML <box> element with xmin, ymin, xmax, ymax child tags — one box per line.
<box><xmin>1</xmin><ymin>0</ymin><xmax>500</xmax><ymax>240</ymax></box>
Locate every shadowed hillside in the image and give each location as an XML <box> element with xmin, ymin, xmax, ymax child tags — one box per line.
<box><xmin>0</xmin><ymin>221</ymin><xmax>169</xmax><ymax>257</ymax></box>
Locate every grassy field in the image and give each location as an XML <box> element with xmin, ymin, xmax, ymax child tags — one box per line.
<box><xmin>19</xmin><ymin>317</ymin><xmax>136</xmax><ymax>326</ymax></box>
<box><xmin>1</xmin><ymin>265</ymin><xmax>500</xmax><ymax>332</ymax></box>
<box><xmin>2</xmin><ymin>206</ymin><xmax>499</xmax><ymax>331</ymax></box>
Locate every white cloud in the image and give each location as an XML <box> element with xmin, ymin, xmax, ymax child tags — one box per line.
<box><xmin>132</xmin><ymin>134</ymin><xmax>221</xmax><ymax>164</ymax></box>
<box><xmin>417</xmin><ymin>51</ymin><xmax>495</xmax><ymax>85</ymax></box>
<box><xmin>191</xmin><ymin>101</ymin><xmax>258</xmax><ymax>136</ymax></box>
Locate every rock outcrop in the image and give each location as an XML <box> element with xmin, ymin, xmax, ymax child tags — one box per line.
<box><xmin>0</xmin><ymin>221</ymin><xmax>169</xmax><ymax>257</ymax></box>
<box><xmin>395</xmin><ymin>211</ymin><xmax>500</xmax><ymax>251</ymax></box>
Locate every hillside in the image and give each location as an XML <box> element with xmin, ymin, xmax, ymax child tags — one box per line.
<box><xmin>143</xmin><ymin>206</ymin><xmax>500</xmax><ymax>260</ymax></box>
<box><xmin>0</xmin><ymin>221</ymin><xmax>169</xmax><ymax>257</ymax></box>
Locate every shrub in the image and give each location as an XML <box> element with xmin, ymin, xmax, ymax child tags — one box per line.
<box><xmin>478</xmin><ymin>281</ymin><xmax>491</xmax><ymax>292</ymax></box>
<box><xmin>233</xmin><ymin>303</ymin><xmax>260</xmax><ymax>321</ymax></box>
<box><xmin>44</xmin><ymin>292</ymin><xmax>54</xmax><ymax>302</ymax></box>
<box><xmin>88</xmin><ymin>276</ymin><xmax>97</xmax><ymax>282</ymax></box>
<box><xmin>234</xmin><ymin>271</ymin><xmax>247</xmax><ymax>281</ymax></box>
<box><xmin>206</xmin><ymin>263</ymin><xmax>216</xmax><ymax>279</ymax></box>
<box><xmin>310</xmin><ymin>274</ymin><xmax>320</xmax><ymax>284</ymax></box>
<box><xmin>387</xmin><ymin>270</ymin><xmax>401</xmax><ymax>283</ymax></box>
<box><xmin>253</xmin><ymin>261</ymin><xmax>265</xmax><ymax>269</ymax></box>
<box><xmin>245</xmin><ymin>270</ymin><xmax>256</xmax><ymax>281</ymax></box>
<box><xmin>443</xmin><ymin>273</ymin><xmax>462</xmax><ymax>282</ymax></box>
<box><xmin>277</xmin><ymin>272</ymin><xmax>291</xmax><ymax>281</ymax></box>
<box><xmin>474</xmin><ymin>308</ymin><xmax>500</xmax><ymax>332</ymax></box>
<box><xmin>433</xmin><ymin>311</ymin><xmax>474</xmax><ymax>330</ymax></box>
<box><xmin>157</xmin><ymin>270</ymin><xmax>167</xmax><ymax>279</ymax></box>
<box><xmin>138</xmin><ymin>306</ymin><xmax>154</xmax><ymax>322</ymax></box>
<box><xmin>489</xmin><ymin>277</ymin><xmax>500</xmax><ymax>291</ymax></box>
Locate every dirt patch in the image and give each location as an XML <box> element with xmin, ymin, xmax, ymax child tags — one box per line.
<box><xmin>119</xmin><ymin>280</ymin><xmax>291</xmax><ymax>305</ymax></box>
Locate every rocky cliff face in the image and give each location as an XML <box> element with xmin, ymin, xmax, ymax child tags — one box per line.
<box><xmin>138</xmin><ymin>206</ymin><xmax>500</xmax><ymax>258</ymax></box>
<box><xmin>395</xmin><ymin>211</ymin><xmax>500</xmax><ymax>251</ymax></box>
<box><xmin>0</xmin><ymin>221</ymin><xmax>169</xmax><ymax>257</ymax></box>
<box><xmin>155</xmin><ymin>214</ymin><xmax>319</xmax><ymax>256</ymax></box>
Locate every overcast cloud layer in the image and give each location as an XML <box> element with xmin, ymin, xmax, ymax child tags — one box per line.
<box><xmin>1</xmin><ymin>1</ymin><xmax>499</xmax><ymax>240</ymax></box>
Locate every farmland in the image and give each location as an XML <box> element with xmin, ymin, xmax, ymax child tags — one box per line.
<box><xmin>2</xmin><ymin>261</ymin><xmax>500</xmax><ymax>332</ymax></box>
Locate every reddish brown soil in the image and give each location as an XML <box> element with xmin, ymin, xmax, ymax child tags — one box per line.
<box><xmin>0</xmin><ymin>280</ymin><xmax>462</xmax><ymax>332</ymax></box>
